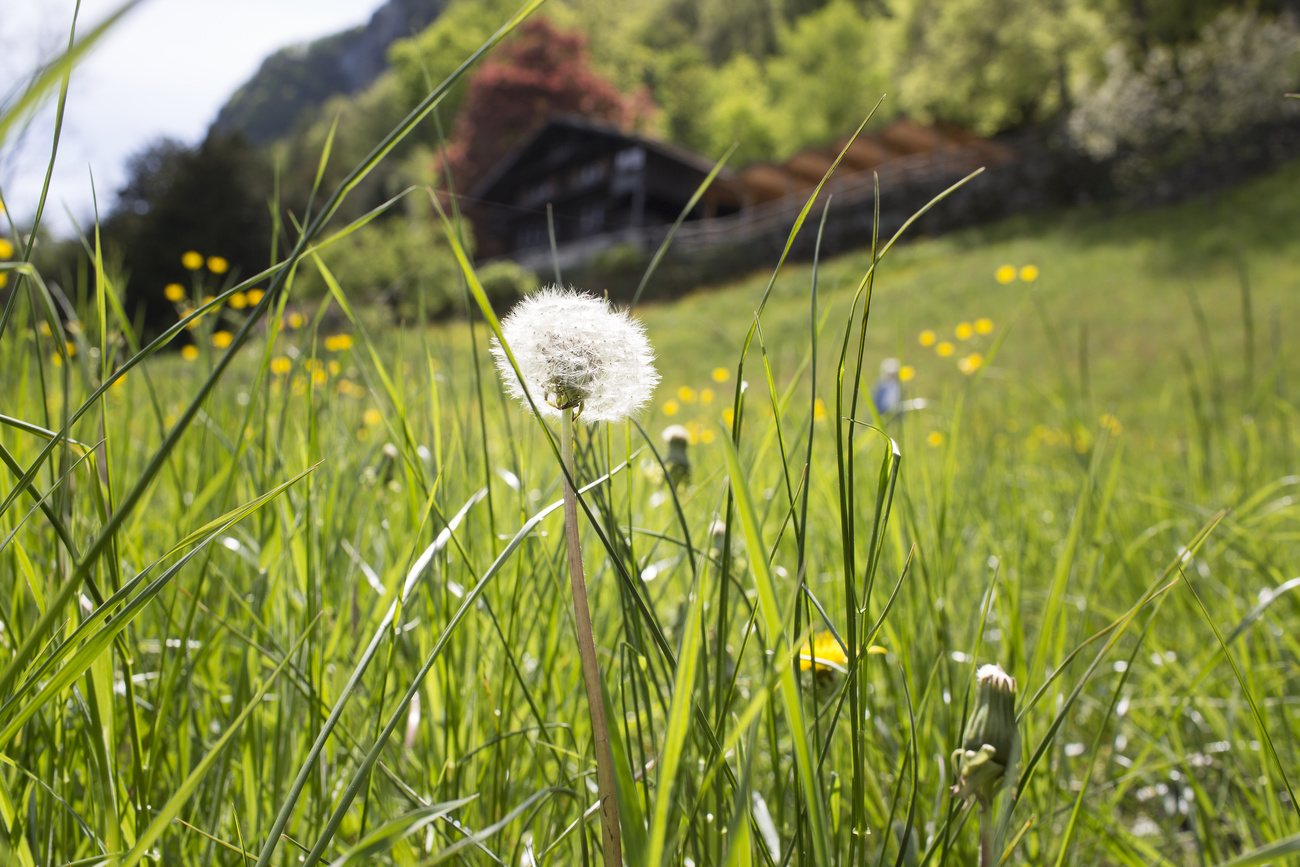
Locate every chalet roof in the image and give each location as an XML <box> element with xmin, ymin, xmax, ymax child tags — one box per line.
<box><xmin>736</xmin><ymin>119</ymin><xmax>1006</xmax><ymax>206</ymax></box>
<box><xmin>470</xmin><ymin>114</ymin><xmax>735</xmax><ymax>203</ymax></box>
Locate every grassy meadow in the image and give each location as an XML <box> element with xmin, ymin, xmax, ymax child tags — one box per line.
<box><xmin>3</xmin><ymin>11</ymin><xmax>1300</xmax><ymax>867</ymax></box>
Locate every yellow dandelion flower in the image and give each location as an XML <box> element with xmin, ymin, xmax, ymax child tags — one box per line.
<box><xmin>246</xmin><ymin>288</ymin><xmax>265</xmax><ymax>304</ymax></box>
<box><xmin>227</xmin><ymin>291</ymin><xmax>247</xmax><ymax>309</ymax></box>
<box><xmin>65</xmin><ymin>341</ymin><xmax>76</xmax><ymax>357</ymax></box>
<box><xmin>957</xmin><ymin>353</ymin><xmax>983</xmax><ymax>375</ymax></box>
<box><xmin>111</xmin><ymin>371</ymin><xmax>127</xmax><ymax>389</ymax></box>
<box><xmin>899</xmin><ymin>365</ymin><xmax>915</xmax><ymax>382</ymax></box>
<box><xmin>699</xmin><ymin>428</ymin><xmax>716</xmax><ymax>444</ymax></box>
<box><xmin>663</xmin><ymin>399</ymin><xmax>680</xmax><ymax>416</ymax></box>
<box><xmin>270</xmin><ymin>356</ymin><xmax>291</xmax><ymax>375</ymax></box>
<box><xmin>936</xmin><ymin>341</ymin><xmax>955</xmax><ymax>357</ymax></box>
<box><xmin>325</xmin><ymin>334</ymin><xmax>354</xmax><ymax>352</ymax></box>
<box><xmin>181</xmin><ymin>345</ymin><xmax>199</xmax><ymax>361</ymax></box>
<box><xmin>678</xmin><ymin>386</ymin><xmax>697</xmax><ymax>403</ymax></box>
<box><xmin>955</xmin><ymin>321</ymin><xmax>974</xmax><ymax>340</ymax></box>
<box><xmin>38</xmin><ymin>321</ymin><xmax>51</xmax><ymax>336</ymax></box>
<box><xmin>1020</xmin><ymin>265</ymin><xmax>1039</xmax><ymax>282</ymax></box>
<box><xmin>700</xmin><ymin>388</ymin><xmax>715</xmax><ymax>405</ymax></box>
<box><xmin>0</xmin><ymin>238</ymin><xmax>13</xmax><ymax>259</ymax></box>
<box><xmin>50</xmin><ymin>353</ymin><xmax>62</xmax><ymax>367</ymax></box>
<box><xmin>995</xmin><ymin>264</ymin><xmax>1017</xmax><ymax>283</ymax></box>
<box><xmin>206</xmin><ymin>256</ymin><xmax>229</xmax><ymax>274</ymax></box>
<box><xmin>202</xmin><ymin>295</ymin><xmax>216</xmax><ymax>310</ymax></box>
<box><xmin>975</xmin><ymin>318</ymin><xmax>994</xmax><ymax>334</ymax></box>
<box><xmin>287</xmin><ymin>312</ymin><xmax>304</xmax><ymax>330</ymax></box>
<box><xmin>926</xmin><ymin>431</ymin><xmax>945</xmax><ymax>448</ymax></box>
<box><xmin>798</xmin><ymin>633</ymin><xmax>847</xmax><ymax>672</ymax></box>
<box><xmin>1101</xmin><ymin>413</ymin><xmax>1123</xmax><ymax>435</ymax></box>
<box><xmin>181</xmin><ymin>251</ymin><xmax>203</xmax><ymax>270</ymax></box>
<box><xmin>327</xmin><ymin>360</ymin><xmax>341</xmax><ymax>376</ymax></box>
<box><xmin>363</xmin><ymin>408</ymin><xmax>382</xmax><ymax>426</ymax></box>
<box><xmin>919</xmin><ymin>329</ymin><xmax>937</xmax><ymax>347</ymax></box>
<box><xmin>813</xmin><ymin>398</ymin><xmax>828</xmax><ymax>422</ymax></box>
<box><xmin>0</xmin><ymin>274</ymin><xmax>8</xmax><ymax>289</ymax></box>
<box><xmin>312</xmin><ymin>367</ymin><xmax>327</xmax><ymax>384</ymax></box>
<box><xmin>211</xmin><ymin>331</ymin><xmax>233</xmax><ymax>348</ymax></box>
<box><xmin>712</xmin><ymin>367</ymin><xmax>730</xmax><ymax>383</ymax></box>
<box><xmin>722</xmin><ymin>408</ymin><xmax>735</xmax><ymax>426</ymax></box>
<box><xmin>164</xmin><ymin>283</ymin><xmax>185</xmax><ymax>302</ymax></box>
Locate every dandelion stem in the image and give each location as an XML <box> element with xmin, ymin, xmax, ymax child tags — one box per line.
<box><xmin>561</xmin><ymin>406</ymin><xmax>623</xmax><ymax>867</ymax></box>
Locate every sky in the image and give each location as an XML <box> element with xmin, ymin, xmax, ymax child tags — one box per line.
<box><xmin>1</xmin><ymin>0</ymin><xmax>389</xmax><ymax>237</ymax></box>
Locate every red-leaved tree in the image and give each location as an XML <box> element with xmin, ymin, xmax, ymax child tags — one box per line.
<box><xmin>440</xmin><ymin>19</ymin><xmax>654</xmax><ymax>192</ymax></box>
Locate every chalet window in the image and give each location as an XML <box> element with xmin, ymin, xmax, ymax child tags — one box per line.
<box><xmin>577</xmin><ymin>161</ymin><xmax>607</xmax><ymax>188</ymax></box>
<box><xmin>517</xmin><ymin>223</ymin><xmax>548</xmax><ymax>249</ymax></box>
<box><xmin>615</xmin><ymin>147</ymin><xmax>645</xmax><ymax>174</ymax></box>
<box><xmin>579</xmin><ymin>203</ymin><xmax>606</xmax><ymax>233</ymax></box>
<box><xmin>518</xmin><ymin>178</ymin><xmax>558</xmax><ymax>208</ymax></box>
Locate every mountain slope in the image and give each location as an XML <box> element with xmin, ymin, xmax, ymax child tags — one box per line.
<box><xmin>211</xmin><ymin>0</ymin><xmax>447</xmax><ymax>145</ymax></box>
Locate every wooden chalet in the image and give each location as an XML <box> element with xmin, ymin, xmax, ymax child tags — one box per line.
<box><xmin>468</xmin><ymin>115</ymin><xmax>741</xmax><ymax>258</ymax></box>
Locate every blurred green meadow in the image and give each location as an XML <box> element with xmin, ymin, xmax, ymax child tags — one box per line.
<box><xmin>3</xmin><ymin>5</ymin><xmax>1300</xmax><ymax>867</ymax></box>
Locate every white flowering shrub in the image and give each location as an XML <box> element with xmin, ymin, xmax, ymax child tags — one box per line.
<box><xmin>1069</xmin><ymin>10</ymin><xmax>1300</xmax><ymax>162</ymax></box>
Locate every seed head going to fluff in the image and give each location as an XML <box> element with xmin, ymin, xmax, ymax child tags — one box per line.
<box><xmin>951</xmin><ymin>663</ymin><xmax>1018</xmax><ymax>806</ymax></box>
<box><xmin>492</xmin><ymin>286</ymin><xmax>659</xmax><ymax>423</ymax></box>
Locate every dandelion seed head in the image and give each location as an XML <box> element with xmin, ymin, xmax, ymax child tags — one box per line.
<box><xmin>662</xmin><ymin>424</ymin><xmax>691</xmax><ymax>445</ymax></box>
<box><xmin>492</xmin><ymin>286</ymin><xmax>658</xmax><ymax>423</ymax></box>
<box><xmin>977</xmin><ymin>665</ymin><xmax>1013</xmax><ymax>691</ymax></box>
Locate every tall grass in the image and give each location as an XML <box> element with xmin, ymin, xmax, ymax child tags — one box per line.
<box><xmin>1</xmin><ymin>3</ymin><xmax>1299</xmax><ymax>866</ymax></box>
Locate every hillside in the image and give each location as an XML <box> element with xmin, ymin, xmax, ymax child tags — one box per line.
<box><xmin>210</xmin><ymin>0</ymin><xmax>447</xmax><ymax>145</ymax></box>
<box><xmin>577</xmin><ymin>155</ymin><xmax>1300</xmax><ymax>432</ymax></box>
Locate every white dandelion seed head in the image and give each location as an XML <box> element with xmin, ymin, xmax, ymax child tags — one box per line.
<box><xmin>491</xmin><ymin>286</ymin><xmax>659</xmax><ymax>423</ymax></box>
<box><xmin>976</xmin><ymin>663</ymin><xmax>1015</xmax><ymax>693</ymax></box>
<box><xmin>662</xmin><ymin>424</ymin><xmax>691</xmax><ymax>444</ymax></box>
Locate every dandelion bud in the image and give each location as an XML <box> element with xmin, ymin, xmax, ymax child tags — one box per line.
<box><xmin>951</xmin><ymin>663</ymin><xmax>1018</xmax><ymax>805</ymax></box>
<box><xmin>661</xmin><ymin>424</ymin><xmax>691</xmax><ymax>487</ymax></box>
<box><xmin>491</xmin><ymin>286</ymin><xmax>658</xmax><ymax>423</ymax></box>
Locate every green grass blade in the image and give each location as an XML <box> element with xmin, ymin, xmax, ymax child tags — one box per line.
<box><xmin>115</xmin><ymin>624</ymin><xmax>313</xmax><ymax>867</ymax></box>
<box><xmin>645</xmin><ymin>565</ymin><xmax>704</xmax><ymax>867</ymax></box>
<box><xmin>721</xmin><ymin>431</ymin><xmax>831</xmax><ymax>866</ymax></box>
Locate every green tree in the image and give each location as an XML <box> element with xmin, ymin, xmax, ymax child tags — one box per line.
<box><xmin>388</xmin><ymin>0</ymin><xmax>521</xmax><ymax>124</ymax></box>
<box><xmin>294</xmin><ymin>205</ymin><xmax>466</xmax><ymax>319</ymax></box>
<box><xmin>270</xmin><ymin>72</ymin><xmax>429</xmax><ymax>227</ymax></box>
<box><xmin>697</xmin><ymin>0</ymin><xmax>781</xmax><ymax>63</ymax></box>
<box><xmin>705</xmin><ymin>54</ymin><xmax>781</xmax><ymax>165</ymax></box>
<box><xmin>1088</xmin><ymin>0</ymin><xmax>1297</xmax><ymax>56</ymax></box>
<box><xmin>890</xmin><ymin>0</ymin><xmax>1109</xmax><ymax>134</ymax></box>
<box><xmin>765</xmin><ymin>0</ymin><xmax>894</xmax><ymax>154</ymax></box>
<box><xmin>103</xmin><ymin>134</ymin><xmax>272</xmax><ymax>332</ymax></box>
<box><xmin>1069</xmin><ymin>9</ymin><xmax>1300</xmax><ymax>165</ymax></box>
